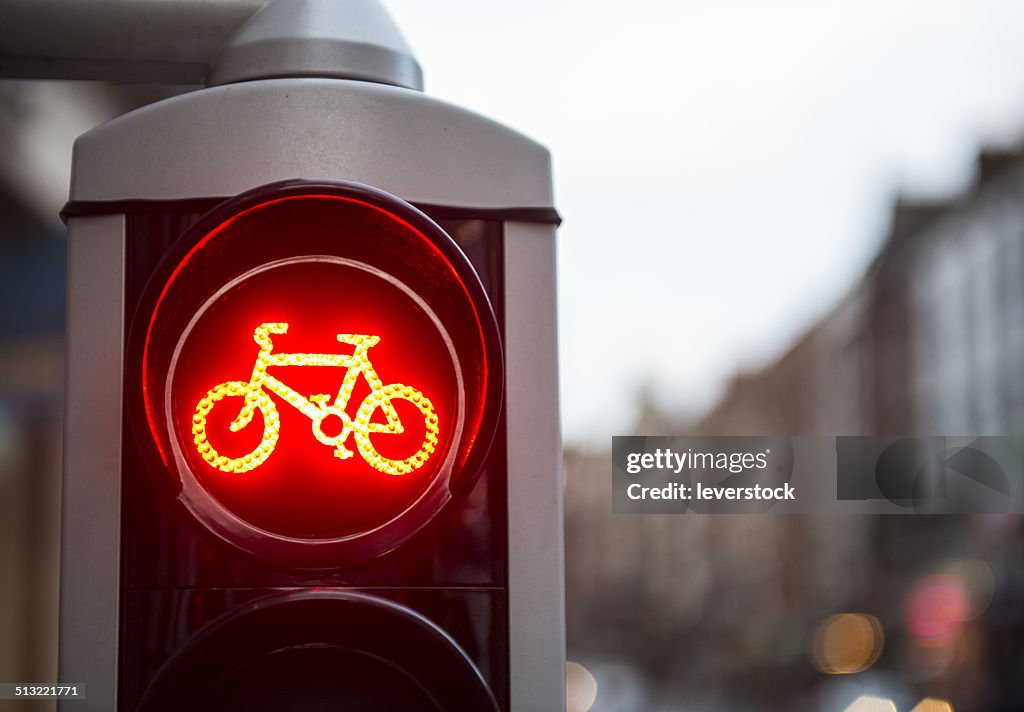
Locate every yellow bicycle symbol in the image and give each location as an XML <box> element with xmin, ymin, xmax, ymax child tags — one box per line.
<box><xmin>191</xmin><ymin>322</ymin><xmax>439</xmax><ymax>476</ymax></box>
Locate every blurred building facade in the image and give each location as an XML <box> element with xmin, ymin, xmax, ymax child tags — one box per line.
<box><xmin>566</xmin><ymin>149</ymin><xmax>1024</xmax><ymax>711</ymax></box>
<box><xmin>698</xmin><ymin>147</ymin><xmax>1024</xmax><ymax>438</ymax></box>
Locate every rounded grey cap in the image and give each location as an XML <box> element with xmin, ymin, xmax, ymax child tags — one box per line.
<box><xmin>208</xmin><ymin>0</ymin><xmax>423</xmax><ymax>90</ymax></box>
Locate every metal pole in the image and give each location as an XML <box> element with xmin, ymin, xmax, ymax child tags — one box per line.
<box><xmin>0</xmin><ymin>0</ymin><xmax>267</xmax><ymax>83</ymax></box>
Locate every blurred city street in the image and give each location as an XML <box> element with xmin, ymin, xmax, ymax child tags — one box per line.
<box><xmin>4</xmin><ymin>1</ymin><xmax>1024</xmax><ymax>710</ymax></box>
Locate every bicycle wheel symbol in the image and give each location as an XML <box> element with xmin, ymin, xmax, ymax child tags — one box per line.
<box><xmin>353</xmin><ymin>384</ymin><xmax>440</xmax><ymax>476</ymax></box>
<box><xmin>193</xmin><ymin>381</ymin><xmax>279</xmax><ymax>474</ymax></box>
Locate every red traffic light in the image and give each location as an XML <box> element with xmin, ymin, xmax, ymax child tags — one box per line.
<box><xmin>129</xmin><ymin>180</ymin><xmax>503</xmax><ymax>568</ymax></box>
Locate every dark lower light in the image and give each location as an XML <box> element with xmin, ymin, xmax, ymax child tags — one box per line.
<box><xmin>136</xmin><ymin>591</ymin><xmax>500</xmax><ymax>712</ymax></box>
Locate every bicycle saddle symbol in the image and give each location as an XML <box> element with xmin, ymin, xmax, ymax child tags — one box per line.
<box><xmin>191</xmin><ymin>322</ymin><xmax>439</xmax><ymax>476</ymax></box>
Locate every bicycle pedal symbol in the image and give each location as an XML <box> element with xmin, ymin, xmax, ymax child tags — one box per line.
<box><xmin>191</xmin><ymin>322</ymin><xmax>439</xmax><ymax>476</ymax></box>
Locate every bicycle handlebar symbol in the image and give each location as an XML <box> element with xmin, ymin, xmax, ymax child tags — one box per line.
<box><xmin>191</xmin><ymin>322</ymin><xmax>439</xmax><ymax>476</ymax></box>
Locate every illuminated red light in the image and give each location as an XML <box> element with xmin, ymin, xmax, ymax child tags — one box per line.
<box><xmin>130</xmin><ymin>181</ymin><xmax>502</xmax><ymax>567</ymax></box>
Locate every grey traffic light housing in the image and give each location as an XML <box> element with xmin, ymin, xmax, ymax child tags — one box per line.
<box><xmin>57</xmin><ymin>1</ymin><xmax>564</xmax><ymax>709</ymax></box>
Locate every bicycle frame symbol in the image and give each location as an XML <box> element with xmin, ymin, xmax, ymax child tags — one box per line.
<box><xmin>191</xmin><ymin>322</ymin><xmax>439</xmax><ymax>476</ymax></box>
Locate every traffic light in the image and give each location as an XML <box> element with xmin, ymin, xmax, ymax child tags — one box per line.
<box><xmin>58</xmin><ymin>1</ymin><xmax>564</xmax><ymax>710</ymax></box>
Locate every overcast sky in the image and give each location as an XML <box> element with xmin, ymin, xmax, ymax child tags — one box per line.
<box><xmin>386</xmin><ymin>0</ymin><xmax>1024</xmax><ymax>446</ymax></box>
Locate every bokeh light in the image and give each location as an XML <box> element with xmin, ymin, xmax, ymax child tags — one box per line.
<box><xmin>811</xmin><ymin>613</ymin><xmax>885</xmax><ymax>674</ymax></box>
<box><xmin>844</xmin><ymin>695</ymin><xmax>898</xmax><ymax>712</ymax></box>
<box><xmin>910</xmin><ymin>698</ymin><xmax>955</xmax><ymax>712</ymax></box>
<box><xmin>904</xmin><ymin>574</ymin><xmax>971</xmax><ymax>647</ymax></box>
<box><xmin>566</xmin><ymin>661</ymin><xmax>598</xmax><ymax>712</ymax></box>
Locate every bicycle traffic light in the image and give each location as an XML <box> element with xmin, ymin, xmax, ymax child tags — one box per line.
<box><xmin>58</xmin><ymin>1</ymin><xmax>564</xmax><ymax>710</ymax></box>
<box><xmin>131</xmin><ymin>181</ymin><xmax>503</xmax><ymax>568</ymax></box>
